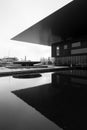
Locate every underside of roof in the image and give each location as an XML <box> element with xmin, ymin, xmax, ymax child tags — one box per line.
<box><xmin>12</xmin><ymin>0</ymin><xmax>87</xmax><ymax>46</ymax></box>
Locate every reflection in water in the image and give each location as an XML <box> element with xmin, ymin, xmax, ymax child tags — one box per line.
<box><xmin>13</xmin><ymin>73</ymin><xmax>42</xmax><ymax>79</ymax></box>
<box><xmin>0</xmin><ymin>72</ymin><xmax>60</xmax><ymax>130</ymax></box>
<box><xmin>0</xmin><ymin>73</ymin><xmax>52</xmax><ymax>92</ymax></box>
<box><xmin>12</xmin><ymin>70</ymin><xmax>87</xmax><ymax>130</ymax></box>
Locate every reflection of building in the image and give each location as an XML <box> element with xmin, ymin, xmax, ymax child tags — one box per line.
<box><xmin>12</xmin><ymin>0</ymin><xmax>87</xmax><ymax>68</ymax></box>
<box><xmin>13</xmin><ymin>71</ymin><xmax>87</xmax><ymax>130</ymax></box>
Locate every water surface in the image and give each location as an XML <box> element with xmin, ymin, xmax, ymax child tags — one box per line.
<box><xmin>0</xmin><ymin>69</ymin><xmax>87</xmax><ymax>130</ymax></box>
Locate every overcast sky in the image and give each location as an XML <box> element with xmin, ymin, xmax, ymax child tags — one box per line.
<box><xmin>0</xmin><ymin>0</ymin><xmax>72</xmax><ymax>61</ymax></box>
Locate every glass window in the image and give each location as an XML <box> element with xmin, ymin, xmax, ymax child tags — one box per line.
<box><xmin>56</xmin><ymin>46</ymin><xmax>59</xmax><ymax>56</ymax></box>
<box><xmin>72</xmin><ymin>42</ymin><xmax>81</xmax><ymax>47</ymax></box>
<box><xmin>71</xmin><ymin>48</ymin><xmax>87</xmax><ymax>54</ymax></box>
<box><xmin>64</xmin><ymin>45</ymin><xmax>67</xmax><ymax>49</ymax></box>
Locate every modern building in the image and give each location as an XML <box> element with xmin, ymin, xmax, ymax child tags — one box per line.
<box><xmin>1</xmin><ymin>57</ymin><xmax>18</xmax><ymax>63</ymax></box>
<box><xmin>12</xmin><ymin>0</ymin><xmax>87</xmax><ymax>68</ymax></box>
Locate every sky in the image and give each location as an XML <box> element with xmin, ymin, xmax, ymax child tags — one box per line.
<box><xmin>0</xmin><ymin>0</ymin><xmax>73</xmax><ymax>61</ymax></box>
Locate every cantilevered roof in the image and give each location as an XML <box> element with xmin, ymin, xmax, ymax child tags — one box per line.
<box><xmin>12</xmin><ymin>0</ymin><xmax>87</xmax><ymax>46</ymax></box>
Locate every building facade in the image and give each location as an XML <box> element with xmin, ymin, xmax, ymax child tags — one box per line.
<box><xmin>12</xmin><ymin>0</ymin><xmax>87</xmax><ymax>68</ymax></box>
<box><xmin>52</xmin><ymin>36</ymin><xmax>87</xmax><ymax>67</ymax></box>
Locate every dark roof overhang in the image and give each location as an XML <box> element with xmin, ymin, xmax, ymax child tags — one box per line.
<box><xmin>12</xmin><ymin>0</ymin><xmax>87</xmax><ymax>46</ymax></box>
